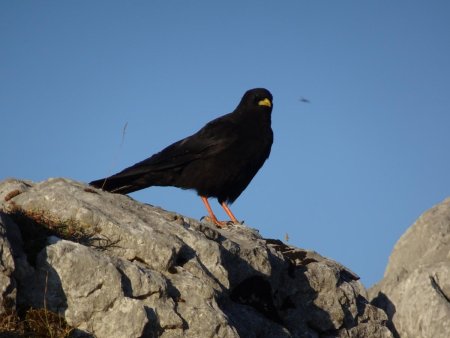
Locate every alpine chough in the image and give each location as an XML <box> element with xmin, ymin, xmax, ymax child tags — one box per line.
<box><xmin>90</xmin><ymin>88</ymin><xmax>273</xmax><ymax>227</ymax></box>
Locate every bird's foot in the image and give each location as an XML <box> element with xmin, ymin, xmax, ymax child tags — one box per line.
<box><xmin>201</xmin><ymin>216</ymin><xmax>236</xmax><ymax>228</ymax></box>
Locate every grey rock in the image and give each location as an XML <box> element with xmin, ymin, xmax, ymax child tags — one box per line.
<box><xmin>0</xmin><ymin>213</ymin><xmax>16</xmax><ymax>312</ymax></box>
<box><xmin>0</xmin><ymin>178</ymin><xmax>392</xmax><ymax>337</ymax></box>
<box><xmin>370</xmin><ymin>198</ymin><xmax>450</xmax><ymax>338</ymax></box>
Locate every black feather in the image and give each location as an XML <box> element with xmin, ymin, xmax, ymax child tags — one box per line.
<box><xmin>90</xmin><ymin>88</ymin><xmax>273</xmax><ymax>205</ymax></box>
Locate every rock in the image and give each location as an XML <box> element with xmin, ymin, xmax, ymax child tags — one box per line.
<box><xmin>0</xmin><ymin>213</ymin><xmax>16</xmax><ymax>313</ymax></box>
<box><xmin>369</xmin><ymin>198</ymin><xmax>450</xmax><ymax>338</ymax></box>
<box><xmin>0</xmin><ymin>178</ymin><xmax>393</xmax><ymax>337</ymax></box>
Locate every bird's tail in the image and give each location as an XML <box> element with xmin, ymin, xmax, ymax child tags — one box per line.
<box><xmin>89</xmin><ymin>175</ymin><xmax>142</xmax><ymax>195</ymax></box>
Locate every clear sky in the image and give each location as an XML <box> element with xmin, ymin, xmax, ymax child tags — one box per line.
<box><xmin>2</xmin><ymin>1</ymin><xmax>450</xmax><ymax>287</ymax></box>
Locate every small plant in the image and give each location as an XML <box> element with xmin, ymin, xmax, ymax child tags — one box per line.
<box><xmin>0</xmin><ymin>307</ymin><xmax>74</xmax><ymax>338</ymax></box>
<box><xmin>0</xmin><ymin>273</ymin><xmax>75</xmax><ymax>338</ymax></box>
<box><xmin>6</xmin><ymin>206</ymin><xmax>120</xmax><ymax>258</ymax></box>
<box><xmin>0</xmin><ymin>306</ymin><xmax>22</xmax><ymax>335</ymax></box>
<box><xmin>24</xmin><ymin>307</ymin><xmax>74</xmax><ymax>338</ymax></box>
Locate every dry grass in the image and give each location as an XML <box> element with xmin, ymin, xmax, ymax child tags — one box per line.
<box><xmin>0</xmin><ymin>207</ymin><xmax>114</xmax><ymax>337</ymax></box>
<box><xmin>5</xmin><ymin>206</ymin><xmax>120</xmax><ymax>256</ymax></box>
<box><xmin>1</xmin><ymin>202</ymin><xmax>117</xmax><ymax>337</ymax></box>
<box><xmin>7</xmin><ymin>205</ymin><xmax>101</xmax><ymax>244</ymax></box>
<box><xmin>0</xmin><ymin>307</ymin><xmax>74</xmax><ymax>338</ymax></box>
<box><xmin>0</xmin><ymin>273</ymin><xmax>75</xmax><ymax>338</ymax></box>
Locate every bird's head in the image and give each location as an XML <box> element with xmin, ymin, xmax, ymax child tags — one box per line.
<box><xmin>238</xmin><ymin>88</ymin><xmax>273</xmax><ymax>113</ymax></box>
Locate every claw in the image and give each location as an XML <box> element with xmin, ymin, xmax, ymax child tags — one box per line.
<box><xmin>200</xmin><ymin>196</ymin><xmax>241</xmax><ymax>228</ymax></box>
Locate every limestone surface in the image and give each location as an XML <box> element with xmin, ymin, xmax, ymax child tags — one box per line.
<box><xmin>0</xmin><ymin>178</ymin><xmax>392</xmax><ymax>338</ymax></box>
<box><xmin>370</xmin><ymin>198</ymin><xmax>450</xmax><ymax>338</ymax></box>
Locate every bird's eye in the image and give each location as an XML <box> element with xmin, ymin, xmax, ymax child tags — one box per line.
<box><xmin>255</xmin><ymin>96</ymin><xmax>262</xmax><ymax>103</ymax></box>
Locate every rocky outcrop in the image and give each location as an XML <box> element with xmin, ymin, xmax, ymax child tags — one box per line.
<box><xmin>369</xmin><ymin>198</ymin><xmax>450</xmax><ymax>338</ymax></box>
<box><xmin>0</xmin><ymin>178</ymin><xmax>392</xmax><ymax>337</ymax></box>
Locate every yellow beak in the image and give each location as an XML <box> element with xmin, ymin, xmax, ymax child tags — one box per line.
<box><xmin>258</xmin><ymin>98</ymin><xmax>272</xmax><ymax>108</ymax></box>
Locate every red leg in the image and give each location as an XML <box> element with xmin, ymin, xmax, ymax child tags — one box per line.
<box><xmin>221</xmin><ymin>202</ymin><xmax>239</xmax><ymax>224</ymax></box>
<box><xmin>201</xmin><ymin>196</ymin><xmax>226</xmax><ymax>228</ymax></box>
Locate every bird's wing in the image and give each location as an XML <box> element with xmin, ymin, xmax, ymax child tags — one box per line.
<box><xmin>111</xmin><ymin>115</ymin><xmax>239</xmax><ymax>177</ymax></box>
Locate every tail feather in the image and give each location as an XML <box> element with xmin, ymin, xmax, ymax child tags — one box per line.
<box><xmin>89</xmin><ymin>176</ymin><xmax>141</xmax><ymax>194</ymax></box>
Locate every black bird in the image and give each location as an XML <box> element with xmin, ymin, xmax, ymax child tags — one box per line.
<box><xmin>299</xmin><ymin>97</ymin><xmax>310</xmax><ymax>103</ymax></box>
<box><xmin>90</xmin><ymin>88</ymin><xmax>273</xmax><ymax>227</ymax></box>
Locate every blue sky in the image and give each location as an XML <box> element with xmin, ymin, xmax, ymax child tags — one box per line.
<box><xmin>2</xmin><ymin>1</ymin><xmax>450</xmax><ymax>287</ymax></box>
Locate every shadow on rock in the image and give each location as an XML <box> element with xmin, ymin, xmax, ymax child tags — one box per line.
<box><xmin>3</xmin><ymin>211</ymin><xmax>93</xmax><ymax>337</ymax></box>
<box><xmin>371</xmin><ymin>292</ymin><xmax>400</xmax><ymax>338</ymax></box>
<box><xmin>216</xmin><ymin>236</ymin><xmax>338</xmax><ymax>337</ymax></box>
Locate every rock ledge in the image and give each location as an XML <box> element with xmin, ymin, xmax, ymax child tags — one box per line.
<box><xmin>0</xmin><ymin>178</ymin><xmax>392</xmax><ymax>338</ymax></box>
